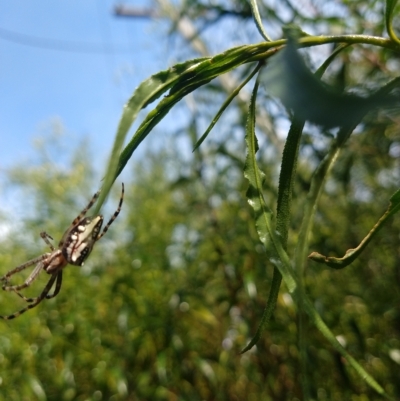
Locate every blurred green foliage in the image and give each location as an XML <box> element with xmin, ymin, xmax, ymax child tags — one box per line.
<box><xmin>0</xmin><ymin>126</ymin><xmax>398</xmax><ymax>400</ymax></box>
<box><xmin>1</xmin><ymin>0</ymin><xmax>400</xmax><ymax>400</ymax></box>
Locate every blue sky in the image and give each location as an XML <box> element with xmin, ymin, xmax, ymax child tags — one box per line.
<box><xmin>0</xmin><ymin>1</ymin><xmax>170</xmax><ymax>170</ymax></box>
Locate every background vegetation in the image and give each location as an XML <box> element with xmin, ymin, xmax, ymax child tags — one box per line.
<box><xmin>1</xmin><ymin>1</ymin><xmax>400</xmax><ymax>400</ymax></box>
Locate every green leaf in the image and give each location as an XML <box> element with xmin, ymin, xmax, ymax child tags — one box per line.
<box><xmin>301</xmin><ymin>297</ymin><xmax>393</xmax><ymax>399</ymax></box>
<box><xmin>249</xmin><ymin>0</ymin><xmax>272</xmax><ymax>42</ymax></box>
<box><xmin>309</xmin><ymin>188</ymin><xmax>400</xmax><ymax>268</ymax></box>
<box><xmin>240</xmin><ymin>268</ymin><xmax>282</xmax><ymax>353</ymax></box>
<box><xmin>243</xmin><ymin>77</ymin><xmax>297</xmax><ymax>291</ymax></box>
<box><xmin>98</xmin><ymin>37</ymin><xmax>400</xmax><ymax>207</ymax></box>
<box><xmin>241</xmin><ymin>75</ymin><xmax>296</xmax><ymax>353</ymax></box>
<box><xmin>93</xmin><ymin>57</ymin><xmax>208</xmax><ymax>214</ymax></box>
<box><xmin>243</xmin><ymin>45</ymin><xmax>352</xmax><ymax>354</ymax></box>
<box><xmin>386</xmin><ymin>0</ymin><xmax>400</xmax><ymax>45</ymax></box>
<box><xmin>261</xmin><ymin>39</ymin><xmax>396</xmax><ymax>128</ymax></box>
<box><xmin>114</xmin><ymin>44</ymin><xmax>283</xmax><ymax>180</ymax></box>
<box><xmin>193</xmin><ymin>62</ymin><xmax>263</xmax><ymax>152</ymax></box>
<box><xmin>242</xmin><ymin>65</ymin><xmax>394</xmax><ymax>401</ymax></box>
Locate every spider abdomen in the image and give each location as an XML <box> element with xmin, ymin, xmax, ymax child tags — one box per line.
<box><xmin>62</xmin><ymin>216</ymin><xmax>104</xmax><ymax>266</ymax></box>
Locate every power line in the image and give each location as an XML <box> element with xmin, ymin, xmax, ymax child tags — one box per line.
<box><xmin>0</xmin><ymin>26</ymin><xmax>133</xmax><ymax>54</ymax></box>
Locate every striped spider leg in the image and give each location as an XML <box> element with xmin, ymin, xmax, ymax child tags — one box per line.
<box><xmin>0</xmin><ymin>183</ymin><xmax>124</xmax><ymax>320</ymax></box>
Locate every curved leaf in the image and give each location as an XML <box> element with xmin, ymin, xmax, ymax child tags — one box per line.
<box><xmin>249</xmin><ymin>0</ymin><xmax>272</xmax><ymax>42</ymax></box>
<box><xmin>193</xmin><ymin>62</ymin><xmax>263</xmax><ymax>152</ymax></box>
<box><xmin>241</xmin><ymin>75</ymin><xmax>298</xmax><ymax>353</ymax></box>
<box><xmin>94</xmin><ymin>57</ymin><xmax>208</xmax><ymax>214</ymax></box>
<box><xmin>114</xmin><ymin>44</ymin><xmax>283</xmax><ymax>179</ymax></box>
<box><xmin>109</xmin><ymin>34</ymin><xmax>399</xmax><ymax>195</ymax></box>
<box><xmin>101</xmin><ymin>35</ymin><xmax>399</xmax><ymax>205</ymax></box>
<box><xmin>386</xmin><ymin>0</ymin><xmax>400</xmax><ymax>45</ymax></box>
<box><xmin>261</xmin><ymin>39</ymin><xmax>397</xmax><ymax>128</ymax></box>
<box><xmin>302</xmin><ymin>297</ymin><xmax>392</xmax><ymax>399</ymax></box>
<box><xmin>241</xmin><ymin>59</ymin><xmax>393</xmax><ymax>400</ymax></box>
<box><xmin>244</xmin><ymin>45</ymin><xmax>351</xmax><ymax>354</ymax></box>
<box><xmin>309</xmin><ymin>188</ymin><xmax>400</xmax><ymax>268</ymax></box>
<box><xmin>243</xmin><ymin>78</ymin><xmax>296</xmax><ymax>292</ymax></box>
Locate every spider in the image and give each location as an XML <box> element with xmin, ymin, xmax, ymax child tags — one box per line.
<box><xmin>0</xmin><ymin>183</ymin><xmax>124</xmax><ymax>320</ymax></box>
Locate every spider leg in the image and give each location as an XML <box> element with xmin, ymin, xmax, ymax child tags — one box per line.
<box><xmin>70</xmin><ymin>189</ymin><xmax>101</xmax><ymax>226</ymax></box>
<box><xmin>0</xmin><ymin>232</ymin><xmax>55</xmax><ymax>284</ymax></box>
<box><xmin>2</xmin><ymin>250</ymin><xmax>61</xmax><ymax>292</ymax></box>
<box><xmin>2</xmin><ymin>258</ymin><xmax>47</xmax><ymax>292</ymax></box>
<box><xmin>10</xmin><ymin>289</ymin><xmax>34</xmax><ymax>303</ymax></box>
<box><xmin>0</xmin><ymin>273</ymin><xmax>58</xmax><ymax>320</ymax></box>
<box><xmin>0</xmin><ymin>253</ymin><xmax>51</xmax><ymax>284</ymax></box>
<box><xmin>40</xmin><ymin>231</ymin><xmax>55</xmax><ymax>251</ymax></box>
<box><xmin>97</xmin><ymin>183</ymin><xmax>124</xmax><ymax>240</ymax></box>
<box><xmin>14</xmin><ymin>271</ymin><xmax>63</xmax><ymax>302</ymax></box>
<box><xmin>45</xmin><ymin>271</ymin><xmax>62</xmax><ymax>299</ymax></box>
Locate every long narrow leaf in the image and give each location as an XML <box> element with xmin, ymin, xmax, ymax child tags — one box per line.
<box><xmin>309</xmin><ymin>188</ymin><xmax>400</xmax><ymax>268</ymax></box>
<box><xmin>101</xmin><ymin>35</ymin><xmax>399</xmax><ymax>203</ymax></box>
<box><xmin>249</xmin><ymin>0</ymin><xmax>272</xmax><ymax>42</ymax></box>
<box><xmin>386</xmin><ymin>0</ymin><xmax>400</xmax><ymax>44</ymax></box>
<box><xmin>193</xmin><ymin>62</ymin><xmax>263</xmax><ymax>152</ymax></box>
<box><xmin>245</xmin><ymin>45</ymin><xmax>350</xmax><ymax>355</ymax></box>
<box><xmin>243</xmin><ymin>78</ymin><xmax>296</xmax><ymax>292</ymax></box>
<box><xmin>298</xmin><ymin>75</ymin><xmax>400</xmax><ymax>271</ymax></box>
<box><xmin>241</xmin><ymin>268</ymin><xmax>282</xmax><ymax>353</ymax></box>
<box><xmin>115</xmin><ymin>45</ymin><xmax>286</xmax><ymax>178</ymax></box>
<box><xmin>242</xmin><ymin>117</ymin><xmax>305</xmax><ymax>353</ymax></box>
<box><xmin>241</xmin><ymin>68</ymin><xmax>392</xmax><ymax>400</ymax></box>
<box><xmin>302</xmin><ymin>297</ymin><xmax>393</xmax><ymax>399</ymax></box>
<box><xmin>241</xmin><ymin>76</ymin><xmax>295</xmax><ymax>353</ymax></box>
<box><xmin>93</xmin><ymin>57</ymin><xmax>208</xmax><ymax>214</ymax></box>
<box><xmin>261</xmin><ymin>39</ymin><xmax>396</xmax><ymax>129</ymax></box>
<box><xmin>115</xmin><ymin>75</ymin><xmax>215</xmax><ymax>178</ymax></box>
